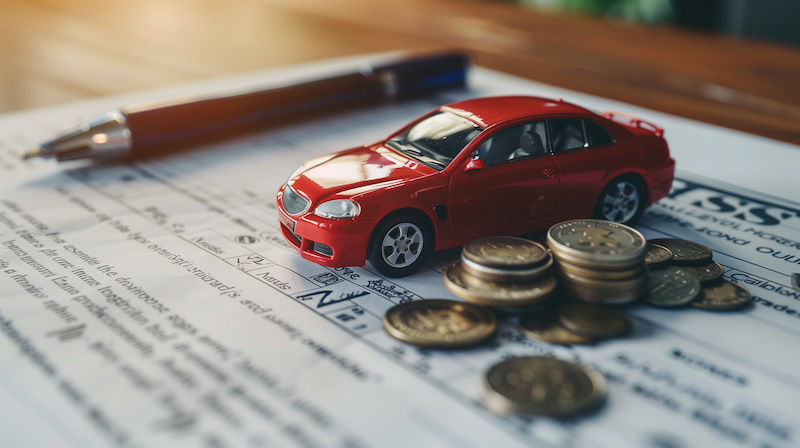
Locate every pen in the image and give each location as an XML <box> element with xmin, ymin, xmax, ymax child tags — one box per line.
<box><xmin>24</xmin><ymin>52</ymin><xmax>469</xmax><ymax>162</ymax></box>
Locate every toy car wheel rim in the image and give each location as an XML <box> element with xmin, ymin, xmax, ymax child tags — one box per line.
<box><xmin>381</xmin><ymin>222</ymin><xmax>424</xmax><ymax>268</ymax></box>
<box><xmin>601</xmin><ymin>180</ymin><xmax>640</xmax><ymax>223</ymax></box>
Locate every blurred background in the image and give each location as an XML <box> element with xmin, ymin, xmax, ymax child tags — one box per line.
<box><xmin>519</xmin><ymin>0</ymin><xmax>800</xmax><ymax>46</ymax></box>
<box><xmin>2</xmin><ymin>0</ymin><xmax>799</xmax><ymax>143</ymax></box>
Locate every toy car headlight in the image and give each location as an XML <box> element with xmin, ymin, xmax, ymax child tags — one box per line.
<box><xmin>314</xmin><ymin>199</ymin><xmax>360</xmax><ymax>219</ymax></box>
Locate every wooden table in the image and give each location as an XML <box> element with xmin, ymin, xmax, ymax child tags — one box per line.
<box><xmin>3</xmin><ymin>0</ymin><xmax>800</xmax><ymax>144</ymax></box>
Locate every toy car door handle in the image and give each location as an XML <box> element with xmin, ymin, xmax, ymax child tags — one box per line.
<box><xmin>542</xmin><ymin>167</ymin><xmax>559</xmax><ymax>178</ymax></box>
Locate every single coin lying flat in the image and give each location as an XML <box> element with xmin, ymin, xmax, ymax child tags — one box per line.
<box><xmin>558</xmin><ymin>303</ymin><xmax>633</xmax><ymax>338</ymax></box>
<box><xmin>693</xmin><ymin>280</ymin><xmax>752</xmax><ymax>310</ymax></box>
<box><xmin>646</xmin><ymin>266</ymin><xmax>701</xmax><ymax>307</ymax></box>
<box><xmin>644</xmin><ymin>243</ymin><xmax>672</xmax><ymax>268</ymax></box>
<box><xmin>680</xmin><ymin>261</ymin><xmax>724</xmax><ymax>285</ymax></box>
<box><xmin>383</xmin><ymin>299</ymin><xmax>497</xmax><ymax>348</ymax></box>
<box><xmin>483</xmin><ymin>356</ymin><xmax>606</xmax><ymax>417</ymax></box>
<box><xmin>518</xmin><ymin>310</ymin><xmax>594</xmax><ymax>345</ymax></box>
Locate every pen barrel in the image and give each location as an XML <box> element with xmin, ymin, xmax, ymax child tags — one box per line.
<box><xmin>31</xmin><ymin>52</ymin><xmax>469</xmax><ymax>161</ymax></box>
<box><xmin>120</xmin><ymin>52</ymin><xmax>469</xmax><ymax>158</ymax></box>
<box><xmin>124</xmin><ymin>73</ymin><xmax>382</xmax><ymax>157</ymax></box>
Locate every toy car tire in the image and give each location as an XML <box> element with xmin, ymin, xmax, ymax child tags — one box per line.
<box><xmin>368</xmin><ymin>212</ymin><xmax>433</xmax><ymax>278</ymax></box>
<box><xmin>593</xmin><ymin>174</ymin><xmax>646</xmax><ymax>226</ymax></box>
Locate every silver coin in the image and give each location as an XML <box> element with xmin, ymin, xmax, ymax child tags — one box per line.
<box><xmin>646</xmin><ymin>266</ymin><xmax>702</xmax><ymax>307</ymax></box>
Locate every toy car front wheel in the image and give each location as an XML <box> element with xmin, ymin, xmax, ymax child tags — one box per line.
<box><xmin>368</xmin><ymin>213</ymin><xmax>432</xmax><ymax>278</ymax></box>
<box><xmin>593</xmin><ymin>175</ymin><xmax>646</xmax><ymax>226</ymax></box>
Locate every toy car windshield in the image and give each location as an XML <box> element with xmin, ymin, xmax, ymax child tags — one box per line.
<box><xmin>386</xmin><ymin>111</ymin><xmax>483</xmax><ymax>170</ymax></box>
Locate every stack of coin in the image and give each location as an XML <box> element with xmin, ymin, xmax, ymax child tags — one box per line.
<box><xmin>483</xmin><ymin>356</ymin><xmax>607</xmax><ymax>417</ymax></box>
<box><xmin>646</xmin><ymin>238</ymin><xmax>751</xmax><ymax>310</ymax></box>
<box><xmin>443</xmin><ymin>236</ymin><xmax>557</xmax><ymax>309</ymax></box>
<box><xmin>547</xmin><ymin>220</ymin><xmax>648</xmax><ymax>304</ymax></box>
<box><xmin>377</xmin><ymin>229</ymin><xmax>755</xmax><ymax>422</ymax></box>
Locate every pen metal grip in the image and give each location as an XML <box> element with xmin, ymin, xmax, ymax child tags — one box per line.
<box><xmin>124</xmin><ymin>72</ymin><xmax>382</xmax><ymax>157</ymax></box>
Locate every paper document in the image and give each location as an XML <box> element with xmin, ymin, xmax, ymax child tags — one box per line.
<box><xmin>1</xmin><ymin>56</ymin><xmax>800</xmax><ymax>448</ymax></box>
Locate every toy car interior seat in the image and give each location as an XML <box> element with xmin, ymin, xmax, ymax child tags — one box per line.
<box><xmin>510</xmin><ymin>130</ymin><xmax>545</xmax><ymax>159</ymax></box>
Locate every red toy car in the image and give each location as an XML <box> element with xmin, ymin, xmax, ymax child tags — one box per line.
<box><xmin>277</xmin><ymin>96</ymin><xmax>675</xmax><ymax>277</ymax></box>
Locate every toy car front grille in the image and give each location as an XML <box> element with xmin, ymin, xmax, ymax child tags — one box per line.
<box><xmin>312</xmin><ymin>242</ymin><xmax>333</xmax><ymax>257</ymax></box>
<box><xmin>283</xmin><ymin>185</ymin><xmax>310</xmax><ymax>215</ymax></box>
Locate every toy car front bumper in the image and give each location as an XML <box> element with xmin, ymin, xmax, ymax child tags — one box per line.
<box><xmin>278</xmin><ymin>205</ymin><xmax>372</xmax><ymax>267</ymax></box>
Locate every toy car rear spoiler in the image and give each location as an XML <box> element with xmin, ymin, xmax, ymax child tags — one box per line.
<box><xmin>601</xmin><ymin>111</ymin><xmax>664</xmax><ymax>137</ymax></box>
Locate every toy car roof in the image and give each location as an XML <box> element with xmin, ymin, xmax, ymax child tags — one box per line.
<box><xmin>440</xmin><ymin>96</ymin><xmax>594</xmax><ymax>128</ymax></box>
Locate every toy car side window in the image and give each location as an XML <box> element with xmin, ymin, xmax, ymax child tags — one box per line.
<box><xmin>583</xmin><ymin>120</ymin><xmax>614</xmax><ymax>147</ymax></box>
<box><xmin>548</xmin><ymin>119</ymin><xmax>585</xmax><ymax>153</ymax></box>
<box><xmin>474</xmin><ymin>121</ymin><xmax>548</xmax><ymax>165</ymax></box>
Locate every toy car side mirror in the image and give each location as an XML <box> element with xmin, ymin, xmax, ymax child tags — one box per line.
<box><xmin>465</xmin><ymin>159</ymin><xmax>486</xmax><ymax>172</ymax></box>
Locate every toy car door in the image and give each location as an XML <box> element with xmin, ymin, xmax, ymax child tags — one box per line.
<box><xmin>448</xmin><ymin>121</ymin><xmax>560</xmax><ymax>236</ymax></box>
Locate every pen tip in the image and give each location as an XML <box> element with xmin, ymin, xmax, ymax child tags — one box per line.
<box><xmin>23</xmin><ymin>149</ymin><xmax>42</xmax><ymax>160</ymax></box>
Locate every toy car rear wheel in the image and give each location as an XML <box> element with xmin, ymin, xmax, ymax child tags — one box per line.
<box><xmin>593</xmin><ymin>175</ymin><xmax>646</xmax><ymax>226</ymax></box>
<box><xmin>368</xmin><ymin>212</ymin><xmax>433</xmax><ymax>278</ymax></box>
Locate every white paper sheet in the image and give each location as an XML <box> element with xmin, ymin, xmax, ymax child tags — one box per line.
<box><xmin>1</xmin><ymin>55</ymin><xmax>799</xmax><ymax>448</ymax></box>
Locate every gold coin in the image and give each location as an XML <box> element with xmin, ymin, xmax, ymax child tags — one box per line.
<box><xmin>382</xmin><ymin>299</ymin><xmax>497</xmax><ymax>348</ymax></box>
<box><xmin>443</xmin><ymin>260</ymin><xmax>557</xmax><ymax>307</ymax></box>
<box><xmin>559</xmin><ymin>303</ymin><xmax>633</xmax><ymax>338</ymax></box>
<box><xmin>483</xmin><ymin>356</ymin><xmax>606</xmax><ymax>416</ymax></box>
<box><xmin>558</xmin><ymin>265</ymin><xmax>649</xmax><ymax>290</ymax></box>
<box><xmin>644</xmin><ymin>243</ymin><xmax>673</xmax><ymax>267</ymax></box>
<box><xmin>646</xmin><ymin>266</ymin><xmax>701</xmax><ymax>307</ymax></box>
<box><xmin>692</xmin><ymin>280</ymin><xmax>751</xmax><ymax>310</ymax></box>
<box><xmin>557</xmin><ymin>264</ymin><xmax>648</xmax><ymax>304</ymax></box>
<box><xmin>491</xmin><ymin>296</ymin><xmax>560</xmax><ymax>315</ymax></box>
<box><xmin>551</xmin><ymin>250</ymin><xmax>644</xmax><ymax>270</ymax></box>
<box><xmin>557</xmin><ymin>258</ymin><xmax>647</xmax><ymax>280</ymax></box>
<box><xmin>560</xmin><ymin>282</ymin><xmax>645</xmax><ymax>304</ymax></box>
<box><xmin>518</xmin><ymin>311</ymin><xmax>594</xmax><ymax>345</ymax></box>
<box><xmin>680</xmin><ymin>261</ymin><xmax>724</xmax><ymax>285</ymax></box>
<box><xmin>548</xmin><ymin>219</ymin><xmax>646</xmax><ymax>266</ymax></box>
<box><xmin>462</xmin><ymin>236</ymin><xmax>548</xmax><ymax>269</ymax></box>
<box><xmin>462</xmin><ymin>252</ymin><xmax>553</xmax><ymax>283</ymax></box>
<box><xmin>649</xmin><ymin>238</ymin><xmax>713</xmax><ymax>265</ymax></box>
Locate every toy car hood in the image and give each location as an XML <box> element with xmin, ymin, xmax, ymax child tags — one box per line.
<box><xmin>288</xmin><ymin>144</ymin><xmax>436</xmax><ymax>199</ymax></box>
